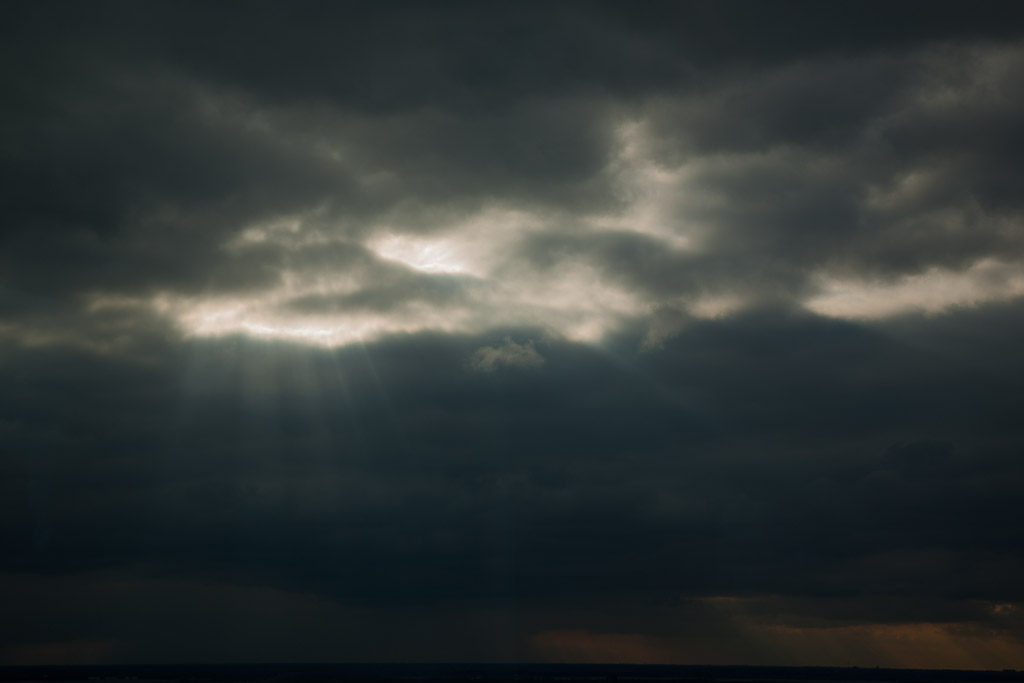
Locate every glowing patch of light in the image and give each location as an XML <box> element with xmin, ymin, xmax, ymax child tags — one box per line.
<box><xmin>186</xmin><ymin>305</ymin><xmax>383</xmax><ymax>348</ymax></box>
<box><xmin>806</xmin><ymin>259</ymin><xmax>1024</xmax><ymax>319</ymax></box>
<box><xmin>139</xmin><ymin>123</ymin><xmax>752</xmax><ymax>349</ymax></box>
<box><xmin>370</xmin><ymin>234</ymin><xmax>472</xmax><ymax>274</ymax></box>
<box><xmin>241</xmin><ymin>321</ymin><xmax>336</xmax><ymax>340</ymax></box>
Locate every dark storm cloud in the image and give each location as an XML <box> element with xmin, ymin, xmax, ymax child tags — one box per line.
<box><xmin>4</xmin><ymin>0</ymin><xmax>1024</xmax><ymax>666</ymax></box>
<box><xmin>0</xmin><ymin>70</ymin><xmax>347</xmax><ymax>300</ymax></box>
<box><xmin>3</xmin><ymin>302</ymin><xmax>1024</xmax><ymax>662</ymax></box>
<box><xmin>5</xmin><ymin>1</ymin><xmax>1024</xmax><ymax>334</ymax></box>
<box><xmin>652</xmin><ymin>50</ymin><xmax>1024</xmax><ymax>278</ymax></box>
<box><xmin>5</xmin><ymin>305</ymin><xmax>1024</xmax><ymax>597</ymax></box>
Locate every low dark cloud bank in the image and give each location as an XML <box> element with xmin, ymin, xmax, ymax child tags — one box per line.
<box><xmin>3</xmin><ymin>0</ymin><xmax>1024</xmax><ymax>668</ymax></box>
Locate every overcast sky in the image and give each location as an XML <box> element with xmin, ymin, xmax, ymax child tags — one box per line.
<box><xmin>3</xmin><ymin>0</ymin><xmax>1024</xmax><ymax>669</ymax></box>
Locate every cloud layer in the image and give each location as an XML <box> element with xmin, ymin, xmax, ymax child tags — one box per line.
<box><xmin>3</xmin><ymin>0</ymin><xmax>1024</xmax><ymax>668</ymax></box>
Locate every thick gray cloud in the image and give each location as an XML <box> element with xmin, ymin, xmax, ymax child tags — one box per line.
<box><xmin>4</xmin><ymin>307</ymin><xmax>1024</xmax><ymax>663</ymax></box>
<box><xmin>3</xmin><ymin>0</ymin><xmax>1024</xmax><ymax>668</ymax></box>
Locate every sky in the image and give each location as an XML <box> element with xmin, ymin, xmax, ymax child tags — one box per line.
<box><xmin>3</xmin><ymin>0</ymin><xmax>1024</xmax><ymax>669</ymax></box>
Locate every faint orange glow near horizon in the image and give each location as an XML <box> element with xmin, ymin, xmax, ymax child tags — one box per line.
<box><xmin>530</xmin><ymin>595</ymin><xmax>1024</xmax><ymax>669</ymax></box>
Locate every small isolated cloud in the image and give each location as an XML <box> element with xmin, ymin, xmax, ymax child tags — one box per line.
<box><xmin>641</xmin><ymin>305</ymin><xmax>689</xmax><ymax>351</ymax></box>
<box><xmin>469</xmin><ymin>337</ymin><xmax>544</xmax><ymax>372</ymax></box>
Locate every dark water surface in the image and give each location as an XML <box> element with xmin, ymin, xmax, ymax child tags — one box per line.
<box><xmin>2</xmin><ymin>664</ymin><xmax>1022</xmax><ymax>683</ymax></box>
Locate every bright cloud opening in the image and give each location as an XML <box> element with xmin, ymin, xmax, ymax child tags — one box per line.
<box><xmin>806</xmin><ymin>259</ymin><xmax>1024</xmax><ymax>319</ymax></box>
